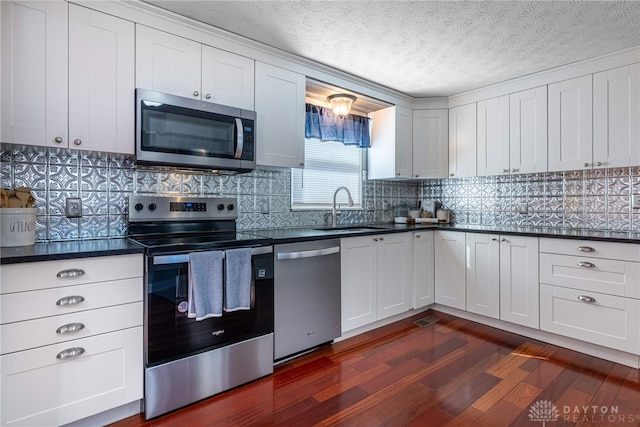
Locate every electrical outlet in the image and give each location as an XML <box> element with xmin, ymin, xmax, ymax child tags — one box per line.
<box><xmin>65</xmin><ymin>198</ymin><xmax>82</xmax><ymax>218</ymax></box>
<box><xmin>633</xmin><ymin>194</ymin><xmax>640</xmax><ymax>210</ymax></box>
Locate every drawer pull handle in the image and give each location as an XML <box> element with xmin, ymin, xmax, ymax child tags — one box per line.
<box><xmin>56</xmin><ymin>268</ymin><xmax>86</xmax><ymax>278</ymax></box>
<box><xmin>578</xmin><ymin>295</ymin><xmax>597</xmax><ymax>303</ymax></box>
<box><xmin>56</xmin><ymin>295</ymin><xmax>85</xmax><ymax>306</ymax></box>
<box><xmin>577</xmin><ymin>261</ymin><xmax>596</xmax><ymax>268</ymax></box>
<box><xmin>56</xmin><ymin>347</ymin><xmax>85</xmax><ymax>360</ymax></box>
<box><xmin>577</xmin><ymin>246</ymin><xmax>595</xmax><ymax>252</ymax></box>
<box><xmin>56</xmin><ymin>323</ymin><xmax>85</xmax><ymax>334</ymax></box>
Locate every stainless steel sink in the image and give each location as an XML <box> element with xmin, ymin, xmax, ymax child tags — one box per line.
<box><xmin>313</xmin><ymin>225</ymin><xmax>388</xmax><ymax>232</ymax></box>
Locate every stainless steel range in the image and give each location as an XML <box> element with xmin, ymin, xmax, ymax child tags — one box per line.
<box><xmin>127</xmin><ymin>195</ymin><xmax>274</xmax><ymax>419</ymax></box>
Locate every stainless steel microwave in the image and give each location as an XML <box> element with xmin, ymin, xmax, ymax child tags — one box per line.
<box><xmin>135</xmin><ymin>89</ymin><xmax>256</xmax><ymax>172</ymax></box>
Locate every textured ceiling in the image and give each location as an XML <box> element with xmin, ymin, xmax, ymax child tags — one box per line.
<box><xmin>143</xmin><ymin>1</ymin><xmax>640</xmax><ymax>98</ymax></box>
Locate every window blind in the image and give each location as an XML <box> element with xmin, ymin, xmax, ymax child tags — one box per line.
<box><xmin>291</xmin><ymin>138</ymin><xmax>362</xmax><ymax>209</ymax></box>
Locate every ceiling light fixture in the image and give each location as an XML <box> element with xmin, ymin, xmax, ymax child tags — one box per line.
<box><xmin>327</xmin><ymin>94</ymin><xmax>357</xmax><ymax>117</ymax></box>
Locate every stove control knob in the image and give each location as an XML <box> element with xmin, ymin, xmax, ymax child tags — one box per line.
<box><xmin>217</xmin><ymin>203</ymin><xmax>225</xmax><ymax>211</ymax></box>
<box><xmin>227</xmin><ymin>204</ymin><xmax>235</xmax><ymax>211</ymax></box>
<box><xmin>134</xmin><ymin>203</ymin><xmax>144</xmax><ymax>212</ymax></box>
<box><xmin>148</xmin><ymin>203</ymin><xmax>157</xmax><ymax>211</ymax></box>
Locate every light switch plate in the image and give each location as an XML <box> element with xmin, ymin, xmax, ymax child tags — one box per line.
<box><xmin>65</xmin><ymin>198</ymin><xmax>82</xmax><ymax>218</ymax></box>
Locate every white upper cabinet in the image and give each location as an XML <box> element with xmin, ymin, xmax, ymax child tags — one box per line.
<box><xmin>69</xmin><ymin>5</ymin><xmax>135</xmax><ymax>154</ymax></box>
<box><xmin>477</xmin><ymin>96</ymin><xmax>510</xmax><ymax>176</ymax></box>
<box><xmin>1</xmin><ymin>0</ymin><xmax>68</xmax><ymax>147</ymax></box>
<box><xmin>136</xmin><ymin>26</ymin><xmax>254</xmax><ymax>110</ymax></box>
<box><xmin>548</xmin><ymin>75</ymin><xmax>593</xmax><ymax>172</ymax></box>
<box><xmin>254</xmin><ymin>61</ymin><xmax>305</xmax><ymax>168</ymax></box>
<box><xmin>412</xmin><ymin>109</ymin><xmax>448</xmax><ymax>179</ymax></box>
<box><xmin>201</xmin><ymin>45</ymin><xmax>254</xmax><ymax>110</ymax></box>
<box><xmin>135</xmin><ymin>25</ymin><xmax>201</xmax><ymax>99</ymax></box>
<box><xmin>368</xmin><ymin>105</ymin><xmax>413</xmax><ymax>179</ymax></box>
<box><xmin>509</xmin><ymin>86</ymin><xmax>547</xmax><ymax>174</ymax></box>
<box><xmin>593</xmin><ymin>64</ymin><xmax>640</xmax><ymax>169</ymax></box>
<box><xmin>448</xmin><ymin>103</ymin><xmax>477</xmax><ymax>178</ymax></box>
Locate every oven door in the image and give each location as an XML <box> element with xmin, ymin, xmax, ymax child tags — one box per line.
<box><xmin>144</xmin><ymin>246</ymin><xmax>273</xmax><ymax>367</ymax></box>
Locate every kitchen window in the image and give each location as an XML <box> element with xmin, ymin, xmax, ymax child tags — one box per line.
<box><xmin>291</xmin><ymin>138</ymin><xmax>364</xmax><ymax>210</ymax></box>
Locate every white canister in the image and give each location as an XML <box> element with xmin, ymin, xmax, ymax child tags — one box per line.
<box><xmin>436</xmin><ymin>209</ymin><xmax>451</xmax><ymax>223</ymax></box>
<box><xmin>408</xmin><ymin>209</ymin><xmax>422</xmax><ymax>219</ymax></box>
<box><xmin>1</xmin><ymin>208</ymin><xmax>37</xmax><ymax>247</ymax></box>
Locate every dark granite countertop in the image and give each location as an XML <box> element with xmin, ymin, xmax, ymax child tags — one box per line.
<box><xmin>3</xmin><ymin>223</ymin><xmax>639</xmax><ymax>264</ymax></box>
<box><xmin>0</xmin><ymin>238</ymin><xmax>145</xmax><ymax>265</ymax></box>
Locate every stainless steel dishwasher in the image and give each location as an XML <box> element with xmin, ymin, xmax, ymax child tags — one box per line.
<box><xmin>274</xmin><ymin>239</ymin><xmax>341</xmax><ymax>360</ymax></box>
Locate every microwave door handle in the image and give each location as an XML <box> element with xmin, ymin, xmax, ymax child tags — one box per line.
<box><xmin>234</xmin><ymin>118</ymin><xmax>244</xmax><ymax>159</ymax></box>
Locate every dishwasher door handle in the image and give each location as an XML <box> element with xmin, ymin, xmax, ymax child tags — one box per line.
<box><xmin>276</xmin><ymin>246</ymin><xmax>340</xmax><ymax>261</ymax></box>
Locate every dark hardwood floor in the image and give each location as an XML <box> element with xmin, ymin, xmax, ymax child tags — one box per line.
<box><xmin>111</xmin><ymin>310</ymin><xmax>640</xmax><ymax>426</ymax></box>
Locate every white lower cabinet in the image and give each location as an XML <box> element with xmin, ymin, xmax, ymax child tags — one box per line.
<box><xmin>465</xmin><ymin>233</ymin><xmax>539</xmax><ymax>326</ymax></box>
<box><xmin>0</xmin><ymin>254</ymin><xmax>144</xmax><ymax>427</ymax></box>
<box><xmin>434</xmin><ymin>230</ymin><xmax>466</xmax><ymax>310</ymax></box>
<box><xmin>499</xmin><ymin>235</ymin><xmax>539</xmax><ymax>328</ymax></box>
<box><xmin>341</xmin><ymin>233</ymin><xmax>412</xmax><ymax>332</ymax></box>
<box><xmin>540</xmin><ymin>285</ymin><xmax>640</xmax><ymax>353</ymax></box>
<box><xmin>413</xmin><ymin>231</ymin><xmax>435</xmax><ymax>308</ymax></box>
<box><xmin>466</xmin><ymin>233</ymin><xmax>500</xmax><ymax>319</ymax></box>
<box><xmin>540</xmin><ymin>238</ymin><xmax>640</xmax><ymax>354</ymax></box>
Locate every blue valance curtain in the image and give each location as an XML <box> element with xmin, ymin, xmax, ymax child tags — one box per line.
<box><xmin>305</xmin><ymin>104</ymin><xmax>371</xmax><ymax>148</ymax></box>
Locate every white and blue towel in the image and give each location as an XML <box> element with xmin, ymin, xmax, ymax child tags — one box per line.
<box><xmin>188</xmin><ymin>251</ymin><xmax>224</xmax><ymax>321</ymax></box>
<box><xmin>224</xmin><ymin>247</ymin><xmax>253</xmax><ymax>311</ymax></box>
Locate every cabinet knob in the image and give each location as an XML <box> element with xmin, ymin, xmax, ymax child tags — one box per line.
<box><xmin>373</xmin><ymin>237</ymin><xmax>378</xmax><ymax>242</ymax></box>
<box><xmin>450</xmin><ymin>173</ymin><xmax>454</xmax><ymax>177</ymax></box>
<box><xmin>396</xmin><ymin>172</ymin><xmax>401</xmax><ymax>176</ymax></box>
<box><xmin>595</xmin><ymin>161</ymin><xmax>602</xmax><ymax>167</ymax></box>
<box><xmin>501</xmin><ymin>237</ymin><xmax>506</xmax><ymax>242</ymax></box>
<box><xmin>205</xmin><ymin>93</ymin><xmax>211</xmax><ymax>99</ymax></box>
<box><xmin>415</xmin><ymin>174</ymin><xmax>419</xmax><ymax>177</ymax></box>
<box><xmin>193</xmin><ymin>90</ymin><xmax>199</xmax><ymax>97</ymax></box>
<box><xmin>511</xmin><ymin>168</ymin><xmax>518</xmax><ymax>173</ymax></box>
<box><xmin>54</xmin><ymin>136</ymin><xmax>63</xmax><ymax>144</ymax></box>
<box><xmin>299</xmin><ymin>162</ymin><xmax>304</xmax><ymax>166</ymax></box>
<box><xmin>379</xmin><ymin>237</ymin><xmax>384</xmax><ymax>241</ymax></box>
<box><xmin>416</xmin><ymin>234</ymin><xmax>421</xmax><ymax>238</ymax></box>
<box><xmin>73</xmin><ymin>138</ymin><xmax>82</xmax><ymax>146</ymax></box>
<box><xmin>491</xmin><ymin>237</ymin><xmax>497</xmax><ymax>241</ymax></box>
<box><xmin>578</xmin><ymin>295</ymin><xmax>596</xmax><ymax>303</ymax></box>
<box><xmin>502</xmin><ymin>169</ymin><xmax>509</xmax><ymax>173</ymax></box>
<box><xmin>577</xmin><ymin>246</ymin><xmax>595</xmax><ymax>252</ymax></box>
<box><xmin>584</xmin><ymin>162</ymin><xmax>590</xmax><ymax>167</ymax></box>
<box><xmin>56</xmin><ymin>347</ymin><xmax>85</xmax><ymax>360</ymax></box>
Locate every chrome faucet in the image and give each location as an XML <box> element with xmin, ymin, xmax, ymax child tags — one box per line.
<box><xmin>332</xmin><ymin>186</ymin><xmax>354</xmax><ymax>227</ymax></box>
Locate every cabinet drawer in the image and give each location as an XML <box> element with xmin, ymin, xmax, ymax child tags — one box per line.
<box><xmin>540</xmin><ymin>253</ymin><xmax>640</xmax><ymax>298</ymax></box>
<box><xmin>0</xmin><ymin>254</ymin><xmax>143</xmax><ymax>294</ymax></box>
<box><xmin>1</xmin><ymin>327</ymin><xmax>143</xmax><ymax>427</ymax></box>
<box><xmin>1</xmin><ymin>301</ymin><xmax>142</xmax><ymax>354</ymax></box>
<box><xmin>540</xmin><ymin>238</ymin><xmax>640</xmax><ymax>262</ymax></box>
<box><xmin>1</xmin><ymin>277</ymin><xmax>142</xmax><ymax>324</ymax></box>
<box><xmin>540</xmin><ymin>284</ymin><xmax>640</xmax><ymax>353</ymax></box>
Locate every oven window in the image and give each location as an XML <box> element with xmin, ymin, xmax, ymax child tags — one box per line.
<box><xmin>141</xmin><ymin>103</ymin><xmax>236</xmax><ymax>157</ymax></box>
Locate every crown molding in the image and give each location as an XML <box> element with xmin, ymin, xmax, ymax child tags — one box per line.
<box><xmin>448</xmin><ymin>46</ymin><xmax>640</xmax><ymax>108</ymax></box>
<box><xmin>70</xmin><ymin>0</ymin><xmax>414</xmax><ymax>108</ymax></box>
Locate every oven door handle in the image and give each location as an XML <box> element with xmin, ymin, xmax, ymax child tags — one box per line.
<box><xmin>152</xmin><ymin>246</ymin><xmax>272</xmax><ymax>265</ymax></box>
<box><xmin>234</xmin><ymin>118</ymin><xmax>244</xmax><ymax>159</ymax></box>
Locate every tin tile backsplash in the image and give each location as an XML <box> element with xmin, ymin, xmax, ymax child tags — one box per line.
<box><xmin>2</xmin><ymin>145</ymin><xmax>639</xmax><ymax>242</ymax></box>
